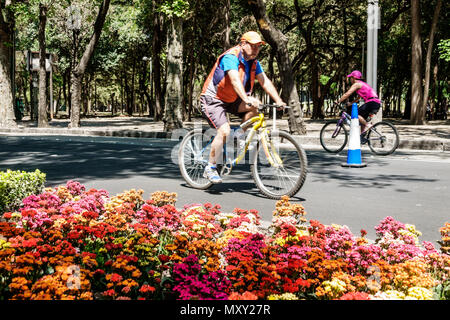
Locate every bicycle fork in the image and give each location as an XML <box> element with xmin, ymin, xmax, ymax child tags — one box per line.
<box><xmin>332</xmin><ymin>116</ymin><xmax>348</xmax><ymax>138</ymax></box>
<box><xmin>261</xmin><ymin>130</ymin><xmax>283</xmax><ymax>168</ymax></box>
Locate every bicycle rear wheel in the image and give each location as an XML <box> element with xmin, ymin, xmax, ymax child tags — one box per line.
<box><xmin>367</xmin><ymin>121</ymin><xmax>399</xmax><ymax>155</ymax></box>
<box><xmin>320</xmin><ymin>120</ymin><xmax>348</xmax><ymax>153</ymax></box>
<box><xmin>251</xmin><ymin>131</ymin><xmax>307</xmax><ymax>200</ymax></box>
<box><xmin>178</xmin><ymin>130</ymin><xmax>213</xmax><ymax>189</ymax></box>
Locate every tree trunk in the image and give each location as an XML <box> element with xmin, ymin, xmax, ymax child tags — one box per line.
<box><xmin>0</xmin><ymin>4</ymin><xmax>17</xmax><ymax>128</ymax></box>
<box><xmin>223</xmin><ymin>0</ymin><xmax>231</xmax><ymax>50</ymax></box>
<box><xmin>249</xmin><ymin>0</ymin><xmax>306</xmax><ymax>135</ymax></box>
<box><xmin>64</xmin><ymin>69</ymin><xmax>70</xmax><ymax>116</ymax></box>
<box><xmin>55</xmin><ymin>86</ymin><xmax>61</xmax><ymax>117</ymax></box>
<box><xmin>163</xmin><ymin>16</ymin><xmax>183</xmax><ymax>131</ymax></box>
<box><xmin>38</xmin><ymin>4</ymin><xmax>49</xmax><ymax>127</ymax></box>
<box><xmin>22</xmin><ymin>75</ymin><xmax>29</xmax><ymax>115</ymax></box>
<box><xmin>69</xmin><ymin>0</ymin><xmax>111</xmax><ymax>128</ymax></box>
<box><xmin>421</xmin><ymin>0</ymin><xmax>442</xmax><ymax>119</ymax></box>
<box><xmin>139</xmin><ymin>63</ymin><xmax>147</xmax><ymax>116</ymax></box>
<box><xmin>310</xmin><ymin>53</ymin><xmax>323</xmax><ymax>119</ymax></box>
<box><xmin>410</xmin><ymin>0</ymin><xmax>423</xmax><ymax>125</ymax></box>
<box><xmin>430</xmin><ymin>62</ymin><xmax>438</xmax><ymax>113</ymax></box>
<box><xmin>404</xmin><ymin>83</ymin><xmax>412</xmax><ymax>119</ymax></box>
<box><xmin>152</xmin><ymin>0</ymin><xmax>164</xmax><ymax>121</ymax></box>
<box><xmin>124</xmin><ymin>70</ymin><xmax>132</xmax><ymax>115</ymax></box>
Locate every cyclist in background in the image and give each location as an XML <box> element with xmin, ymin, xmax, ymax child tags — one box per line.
<box><xmin>335</xmin><ymin>70</ymin><xmax>381</xmax><ymax>134</ymax></box>
<box><xmin>200</xmin><ymin>31</ymin><xmax>286</xmax><ymax>184</ymax></box>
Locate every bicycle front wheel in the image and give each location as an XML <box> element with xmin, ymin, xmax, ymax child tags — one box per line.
<box><xmin>367</xmin><ymin>121</ymin><xmax>399</xmax><ymax>155</ymax></box>
<box><xmin>178</xmin><ymin>130</ymin><xmax>213</xmax><ymax>189</ymax></box>
<box><xmin>251</xmin><ymin>131</ymin><xmax>307</xmax><ymax>200</ymax></box>
<box><xmin>320</xmin><ymin>120</ymin><xmax>348</xmax><ymax>153</ymax></box>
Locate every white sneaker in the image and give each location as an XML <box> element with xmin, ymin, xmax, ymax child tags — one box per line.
<box><xmin>203</xmin><ymin>165</ymin><xmax>222</xmax><ymax>184</ymax></box>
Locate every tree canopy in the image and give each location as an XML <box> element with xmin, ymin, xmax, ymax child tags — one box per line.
<box><xmin>1</xmin><ymin>0</ymin><xmax>448</xmax><ymax>130</ymax></box>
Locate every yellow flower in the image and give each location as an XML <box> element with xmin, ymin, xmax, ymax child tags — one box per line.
<box><xmin>372</xmin><ymin>290</ymin><xmax>406</xmax><ymax>300</ymax></box>
<box><xmin>296</xmin><ymin>229</ymin><xmax>309</xmax><ymax>237</ymax></box>
<box><xmin>267</xmin><ymin>293</ymin><xmax>298</xmax><ymax>300</ymax></box>
<box><xmin>384</xmin><ymin>290</ymin><xmax>406</xmax><ymax>300</ymax></box>
<box><xmin>330</xmin><ymin>224</ymin><xmax>343</xmax><ymax>231</ymax></box>
<box><xmin>406</xmin><ymin>287</ymin><xmax>433</xmax><ymax>300</ymax></box>
<box><xmin>0</xmin><ymin>239</ymin><xmax>11</xmax><ymax>249</ymax></box>
<box><xmin>318</xmin><ymin>278</ymin><xmax>347</xmax><ymax>299</ymax></box>
<box><xmin>11</xmin><ymin>212</ymin><xmax>22</xmax><ymax>220</ymax></box>
<box><xmin>274</xmin><ymin>237</ymin><xmax>286</xmax><ymax>247</ymax></box>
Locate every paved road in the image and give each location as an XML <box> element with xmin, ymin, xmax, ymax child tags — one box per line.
<box><xmin>1</xmin><ymin>135</ymin><xmax>449</xmax><ymax>244</ymax></box>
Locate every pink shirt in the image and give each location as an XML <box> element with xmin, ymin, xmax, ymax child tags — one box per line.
<box><xmin>356</xmin><ymin>81</ymin><xmax>381</xmax><ymax>103</ymax></box>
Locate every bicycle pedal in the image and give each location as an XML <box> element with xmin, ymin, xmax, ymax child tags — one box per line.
<box><xmin>220</xmin><ymin>164</ymin><xmax>233</xmax><ymax>176</ymax></box>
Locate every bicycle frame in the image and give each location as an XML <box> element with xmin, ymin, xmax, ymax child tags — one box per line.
<box><xmin>199</xmin><ymin>111</ymin><xmax>282</xmax><ymax>176</ymax></box>
<box><xmin>232</xmin><ymin>112</ymin><xmax>281</xmax><ymax>169</ymax></box>
<box><xmin>335</xmin><ymin>107</ymin><xmax>374</xmax><ymax>133</ymax></box>
<box><xmin>331</xmin><ymin>111</ymin><xmax>351</xmax><ymax>138</ymax></box>
<box><xmin>332</xmin><ymin>107</ymin><xmax>380</xmax><ymax>144</ymax></box>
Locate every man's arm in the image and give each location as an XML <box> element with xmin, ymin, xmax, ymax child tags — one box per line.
<box><xmin>227</xmin><ymin>69</ymin><xmax>259</xmax><ymax>106</ymax></box>
<box><xmin>256</xmin><ymin>72</ymin><xmax>286</xmax><ymax>106</ymax></box>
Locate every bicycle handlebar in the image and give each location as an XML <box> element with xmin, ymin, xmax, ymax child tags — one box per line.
<box><xmin>258</xmin><ymin>104</ymin><xmax>290</xmax><ymax>111</ymax></box>
<box><xmin>333</xmin><ymin>102</ymin><xmax>346</xmax><ymax>111</ymax></box>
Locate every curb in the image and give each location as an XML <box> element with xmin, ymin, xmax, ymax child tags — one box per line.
<box><xmin>1</xmin><ymin>128</ymin><xmax>449</xmax><ymax>152</ymax></box>
<box><xmin>0</xmin><ymin>128</ymin><xmax>171</xmax><ymax>139</ymax></box>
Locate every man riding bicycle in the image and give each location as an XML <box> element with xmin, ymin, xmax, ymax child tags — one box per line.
<box><xmin>200</xmin><ymin>31</ymin><xmax>286</xmax><ymax>184</ymax></box>
<box><xmin>335</xmin><ymin>70</ymin><xmax>381</xmax><ymax>134</ymax></box>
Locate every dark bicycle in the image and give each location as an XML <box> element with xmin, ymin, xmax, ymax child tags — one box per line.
<box><xmin>320</xmin><ymin>103</ymin><xmax>400</xmax><ymax>155</ymax></box>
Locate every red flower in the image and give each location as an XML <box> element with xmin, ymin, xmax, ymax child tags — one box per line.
<box><xmin>158</xmin><ymin>254</ymin><xmax>170</xmax><ymax>263</ymax></box>
<box><xmin>117</xmin><ymin>255</ymin><xmax>138</xmax><ymax>263</ymax></box>
<box><xmin>139</xmin><ymin>285</ymin><xmax>156</xmax><ymax>294</ymax></box>
<box><xmin>110</xmin><ymin>273</ymin><xmax>123</xmax><ymax>283</ymax></box>
<box><xmin>295</xmin><ymin>279</ymin><xmax>311</xmax><ymax>288</ymax></box>
<box><xmin>82</xmin><ymin>211</ymin><xmax>99</xmax><ymax>220</ymax></box>
<box><xmin>103</xmin><ymin>289</ymin><xmax>116</xmax><ymax>297</ymax></box>
<box><xmin>21</xmin><ymin>209</ymin><xmax>37</xmax><ymax>218</ymax></box>
<box><xmin>22</xmin><ymin>238</ymin><xmax>40</xmax><ymax>248</ymax></box>
<box><xmin>82</xmin><ymin>252</ymin><xmax>97</xmax><ymax>259</ymax></box>
<box><xmin>67</xmin><ymin>230</ymin><xmax>81</xmax><ymax>240</ymax></box>
<box><xmin>94</xmin><ymin>269</ymin><xmax>105</xmax><ymax>277</ymax></box>
<box><xmin>339</xmin><ymin>292</ymin><xmax>371</xmax><ymax>300</ymax></box>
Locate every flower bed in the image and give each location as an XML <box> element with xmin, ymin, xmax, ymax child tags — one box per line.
<box><xmin>0</xmin><ymin>180</ymin><xmax>449</xmax><ymax>300</ymax></box>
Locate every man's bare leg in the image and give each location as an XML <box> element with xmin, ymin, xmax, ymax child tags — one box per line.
<box><xmin>209</xmin><ymin>122</ymin><xmax>231</xmax><ymax>165</ymax></box>
<box><xmin>237</xmin><ymin>101</ymin><xmax>258</xmax><ymax>125</ymax></box>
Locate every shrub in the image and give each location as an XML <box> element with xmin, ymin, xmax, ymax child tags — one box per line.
<box><xmin>0</xmin><ymin>169</ymin><xmax>46</xmax><ymax>213</ymax></box>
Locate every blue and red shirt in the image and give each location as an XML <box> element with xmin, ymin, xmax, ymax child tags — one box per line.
<box><xmin>201</xmin><ymin>46</ymin><xmax>264</xmax><ymax>103</ymax></box>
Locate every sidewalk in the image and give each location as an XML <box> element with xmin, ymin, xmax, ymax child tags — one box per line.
<box><xmin>1</xmin><ymin>115</ymin><xmax>450</xmax><ymax>152</ymax></box>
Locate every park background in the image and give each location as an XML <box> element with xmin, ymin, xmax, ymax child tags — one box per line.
<box><xmin>0</xmin><ymin>0</ymin><xmax>449</xmax><ymax>133</ymax></box>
